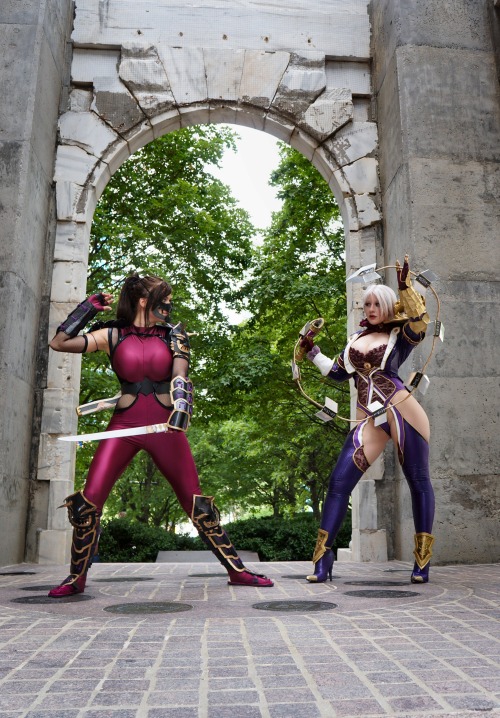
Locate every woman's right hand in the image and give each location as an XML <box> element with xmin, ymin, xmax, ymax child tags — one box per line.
<box><xmin>88</xmin><ymin>293</ymin><xmax>113</xmax><ymax>311</ymax></box>
<box><xmin>300</xmin><ymin>336</ymin><xmax>315</xmax><ymax>353</ymax></box>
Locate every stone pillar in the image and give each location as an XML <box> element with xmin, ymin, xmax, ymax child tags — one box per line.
<box><xmin>371</xmin><ymin>0</ymin><xmax>500</xmax><ymax>563</ymax></box>
<box><xmin>0</xmin><ymin>1</ymin><xmax>74</xmax><ymax>567</ymax></box>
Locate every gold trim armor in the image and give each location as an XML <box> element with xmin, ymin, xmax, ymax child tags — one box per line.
<box><xmin>312</xmin><ymin>528</ymin><xmax>331</xmax><ymax>564</ymax></box>
<box><xmin>413</xmin><ymin>532</ymin><xmax>434</xmax><ymax>569</ymax></box>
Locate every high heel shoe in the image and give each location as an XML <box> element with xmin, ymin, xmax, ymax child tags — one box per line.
<box><xmin>306</xmin><ymin>549</ymin><xmax>334</xmax><ymax>583</ymax></box>
<box><xmin>411</xmin><ymin>562</ymin><xmax>430</xmax><ymax>583</ymax></box>
<box><xmin>411</xmin><ymin>532</ymin><xmax>434</xmax><ymax>584</ymax></box>
<box><xmin>306</xmin><ymin>529</ymin><xmax>334</xmax><ymax>583</ymax></box>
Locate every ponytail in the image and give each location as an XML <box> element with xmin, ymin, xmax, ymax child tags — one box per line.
<box><xmin>117</xmin><ymin>273</ymin><xmax>172</xmax><ymax>326</ymax></box>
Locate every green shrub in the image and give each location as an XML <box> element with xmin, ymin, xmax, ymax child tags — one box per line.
<box><xmin>97</xmin><ymin>518</ymin><xmax>196</xmax><ymax>562</ymax></box>
<box><xmin>96</xmin><ymin>511</ymin><xmax>352</xmax><ymax>563</ymax></box>
<box><xmin>202</xmin><ymin>512</ymin><xmax>352</xmax><ymax>562</ymax></box>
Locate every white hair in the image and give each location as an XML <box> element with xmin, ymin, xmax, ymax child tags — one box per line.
<box><xmin>362</xmin><ymin>284</ymin><xmax>397</xmax><ymax>322</ymax></box>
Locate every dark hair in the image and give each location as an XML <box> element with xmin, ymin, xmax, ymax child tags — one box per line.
<box><xmin>117</xmin><ymin>273</ymin><xmax>173</xmax><ymax>326</ymax></box>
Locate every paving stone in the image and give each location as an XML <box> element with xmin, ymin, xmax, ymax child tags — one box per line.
<box><xmin>1</xmin><ymin>561</ymin><xmax>500</xmax><ymax>718</ymax></box>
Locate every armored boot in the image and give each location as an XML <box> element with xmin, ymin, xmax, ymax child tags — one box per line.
<box><xmin>306</xmin><ymin>433</ymin><xmax>368</xmax><ymax>583</ymax></box>
<box><xmin>191</xmin><ymin>495</ymin><xmax>273</xmax><ymax>587</ymax></box>
<box><xmin>306</xmin><ymin>529</ymin><xmax>334</xmax><ymax>583</ymax></box>
<box><xmin>48</xmin><ymin>491</ymin><xmax>100</xmax><ymax>598</ymax></box>
<box><xmin>411</xmin><ymin>532</ymin><xmax>434</xmax><ymax>584</ymax></box>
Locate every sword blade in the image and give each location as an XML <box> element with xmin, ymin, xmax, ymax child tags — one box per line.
<box><xmin>58</xmin><ymin>423</ymin><xmax>169</xmax><ymax>442</ymax></box>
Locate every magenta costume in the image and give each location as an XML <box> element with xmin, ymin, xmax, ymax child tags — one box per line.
<box><xmin>48</xmin><ymin>290</ymin><xmax>274</xmax><ymax>597</ymax></box>
<box><xmin>308</xmin><ymin>321</ymin><xmax>435</xmax><ymax>583</ymax></box>
<box><xmin>85</xmin><ymin>325</ymin><xmax>200</xmax><ymax>515</ymax></box>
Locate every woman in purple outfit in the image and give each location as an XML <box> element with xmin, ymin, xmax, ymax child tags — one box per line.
<box><xmin>47</xmin><ymin>273</ymin><xmax>273</xmax><ymax>597</ymax></box>
<box><xmin>303</xmin><ymin>257</ymin><xmax>435</xmax><ymax>584</ymax></box>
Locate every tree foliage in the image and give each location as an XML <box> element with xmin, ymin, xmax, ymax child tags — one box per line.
<box><xmin>75</xmin><ymin>126</ymin><xmax>350</xmax><ymax>532</ymax></box>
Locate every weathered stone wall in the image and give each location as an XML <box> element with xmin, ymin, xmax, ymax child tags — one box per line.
<box><xmin>0</xmin><ymin>0</ymin><xmax>498</xmax><ymax>568</ymax></box>
<box><xmin>0</xmin><ymin>1</ymin><xmax>74</xmax><ymax>567</ymax></box>
<box><xmin>33</xmin><ymin>0</ymin><xmax>389</xmax><ymax>566</ymax></box>
<box><xmin>371</xmin><ymin>0</ymin><xmax>500</xmax><ymax>563</ymax></box>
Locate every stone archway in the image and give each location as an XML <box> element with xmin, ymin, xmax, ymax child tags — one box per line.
<box><xmin>34</xmin><ymin>40</ymin><xmax>385</xmax><ymax>565</ymax></box>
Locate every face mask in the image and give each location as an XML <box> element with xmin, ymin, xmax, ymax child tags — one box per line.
<box><xmin>152</xmin><ymin>300</ymin><xmax>173</xmax><ymax>322</ymax></box>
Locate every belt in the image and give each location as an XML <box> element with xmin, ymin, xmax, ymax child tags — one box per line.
<box><xmin>120</xmin><ymin>378</ymin><xmax>170</xmax><ymax>396</ymax></box>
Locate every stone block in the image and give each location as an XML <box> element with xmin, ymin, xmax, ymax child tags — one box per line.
<box><xmin>47</xmin><ymin>479</ymin><xmax>77</xmax><ymax>528</ymax></box>
<box><xmin>398</xmin><ymin>45</ymin><xmax>500</xmax><ymax>164</ymax></box>
<box><xmin>336</xmin><ymin>157</ymin><xmax>379</xmax><ymax>196</ymax></box>
<box><xmin>326</xmin><ymin>61</ymin><xmax>371</xmax><ymax>96</ymax></box>
<box><xmin>273</xmin><ymin>51</ymin><xmax>326</xmax><ymax>118</ymax></box>
<box><xmin>31</xmin><ymin>32</ymin><xmax>65</xmax><ymax>177</ymax></box>
<box><xmin>157</xmin><ymin>46</ymin><xmax>208</xmax><ymax>105</ymax></box>
<box><xmin>0</xmin><ymin>140</ymin><xmax>23</xmax><ymax>244</ymax></box>
<box><xmin>376</xmin><ymin>53</ymin><xmax>403</xmax><ymax>191</ymax></box>
<box><xmin>37</xmin><ymin>528</ymin><xmax>71</xmax><ymax>565</ymax></box>
<box><xmin>351</xmin><ymin>529</ymin><xmax>388</xmax><ymax>562</ymax></box>
<box><xmin>407</xmin><ymin>157</ymin><xmax>500</xmax><ymax>279</ymax></box>
<box><xmin>50</xmin><ymin>261</ymin><xmax>88</xmax><ymax>303</ymax></box>
<box><xmin>150</xmin><ymin>110</ymin><xmax>182</xmax><ymax>140</ymax></box>
<box><xmin>45</xmin><ymin>334</ymin><xmax>83</xmax><ymax>389</ymax></box>
<box><xmin>91</xmin><ymin>75</ymin><xmax>145</xmax><ymax>133</ymax></box>
<box><xmin>123</xmin><ymin>120</ymin><xmax>155</xmax><ymax>156</ymax></box>
<box><xmin>101</xmin><ymin>138</ymin><xmax>134</xmax><ymax>177</ymax></box>
<box><xmin>58</xmin><ymin>112</ymin><xmax>118</xmax><ymax>158</ymax></box>
<box><xmin>71</xmin><ymin>0</ymin><xmax>371</xmax><ymax>58</ymax></box>
<box><xmin>289</xmin><ymin>127</ymin><xmax>318</xmax><ymax>161</ymax></box>
<box><xmin>1</xmin><ymin>141</ymin><xmax>52</xmax><ymax>288</ymax></box>
<box><xmin>0</xmin><ymin>24</ymin><xmax>37</xmax><ymax>142</ymax></box>
<box><xmin>179</xmin><ymin>104</ymin><xmax>211</xmax><ymax>128</ymax></box>
<box><xmin>342</xmin><ymin>196</ymin><xmax>359</xmax><ymax>232</ymax></box>
<box><xmin>325</xmin><ymin>121</ymin><xmax>378</xmax><ymax>168</ymax></box>
<box><xmin>426</xmin><ymin>280</ymin><xmax>498</xmax><ymax>379</ymax></box>
<box><xmin>240</xmin><ymin>50</ymin><xmax>290</xmax><ymax>108</ymax></box>
<box><xmin>354</xmin><ymin>193</ymin><xmax>381</xmax><ymax>228</ymax></box>
<box><xmin>37</xmin><ymin>434</ymin><xmax>76</xmax><ymax>486</ymax></box>
<box><xmin>53</xmin><ymin>222</ymin><xmax>89</xmax><ymax>264</ymax></box>
<box><xmin>301</xmin><ymin>89</ymin><xmax>353</xmax><ymax>141</ymax></box>
<box><xmin>263</xmin><ymin>113</ymin><xmax>294</xmax><ymax>143</ymax></box>
<box><xmin>426</xmin><ymin>377</ymin><xmax>499</xmax><ymax>478</ymax></box>
<box><xmin>40</xmin><ymin>388</ymin><xmax>80</xmax><ymax>434</ymax></box>
<box><xmin>204</xmin><ymin>48</ymin><xmax>245</xmax><ymax>102</ymax></box>
<box><xmin>71</xmin><ymin>48</ymin><xmax>121</xmax><ymax>85</ymax></box>
<box><xmin>54</xmin><ymin>144</ymin><xmax>97</xmax><ymax>185</ymax></box>
<box><xmin>88</xmin><ymin>160</ymin><xmax>112</xmax><ymax>202</ymax></box>
<box><xmin>56</xmin><ymin>181</ymin><xmax>84</xmax><ymax>222</ymax></box>
<box><xmin>231</xmin><ymin>106</ymin><xmax>266</xmax><ymax>132</ymax></box>
<box><xmin>68</xmin><ymin>89</ymin><xmax>93</xmax><ymax>113</ymax></box>
<box><xmin>119</xmin><ymin>43</ymin><xmax>176</xmax><ymax>117</ymax></box>
<box><xmin>336</xmin><ymin>547</ymin><xmax>353</xmax><ymax>562</ymax></box>
<box><xmin>311</xmin><ymin>146</ymin><xmax>334</xmax><ymax>186</ymax></box>
<box><xmin>209</xmin><ymin>104</ymin><xmax>239</xmax><ymax>126</ymax></box>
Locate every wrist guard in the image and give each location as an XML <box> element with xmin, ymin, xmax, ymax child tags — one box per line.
<box><xmin>166</xmin><ymin>375</ymin><xmax>193</xmax><ymax>432</ymax></box>
<box><xmin>393</xmin><ymin>269</ymin><xmax>430</xmax><ymax>334</ymax></box>
<box><xmin>57</xmin><ymin>294</ymin><xmax>105</xmax><ymax>337</ymax></box>
<box><xmin>170</xmin><ymin>323</ymin><xmax>191</xmax><ymax>364</ymax></box>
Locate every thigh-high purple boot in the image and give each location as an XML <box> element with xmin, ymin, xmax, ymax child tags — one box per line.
<box><xmin>307</xmin><ymin>431</ymin><xmax>368</xmax><ymax>583</ymax></box>
<box><xmin>400</xmin><ymin>421</ymin><xmax>435</xmax><ymax>584</ymax></box>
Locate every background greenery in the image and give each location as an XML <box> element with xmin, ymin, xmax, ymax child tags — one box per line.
<box><xmin>97</xmin><ymin>512</ymin><xmax>352</xmax><ymax>563</ymax></box>
<box><xmin>76</xmin><ymin>124</ymin><xmax>351</xmax><ymax>559</ymax></box>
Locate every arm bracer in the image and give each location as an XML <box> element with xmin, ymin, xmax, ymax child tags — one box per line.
<box><xmin>57</xmin><ymin>297</ymin><xmax>102</xmax><ymax>337</ymax></box>
<box><xmin>166</xmin><ymin>376</ymin><xmax>193</xmax><ymax>432</ymax></box>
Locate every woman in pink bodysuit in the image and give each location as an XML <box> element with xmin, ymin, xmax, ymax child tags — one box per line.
<box><xmin>48</xmin><ymin>274</ymin><xmax>273</xmax><ymax>597</ymax></box>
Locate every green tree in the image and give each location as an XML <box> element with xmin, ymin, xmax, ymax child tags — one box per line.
<box><xmin>192</xmin><ymin>144</ymin><xmax>350</xmax><ymax>519</ymax></box>
<box><xmin>75</xmin><ymin>125</ymin><xmax>256</xmax><ymax>513</ymax></box>
<box><xmin>75</xmin><ymin>130</ymin><xmax>350</xmax><ymax>530</ymax></box>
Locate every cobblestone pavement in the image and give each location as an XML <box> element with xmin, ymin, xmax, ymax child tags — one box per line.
<box><xmin>0</xmin><ymin>561</ymin><xmax>499</xmax><ymax>718</ymax></box>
